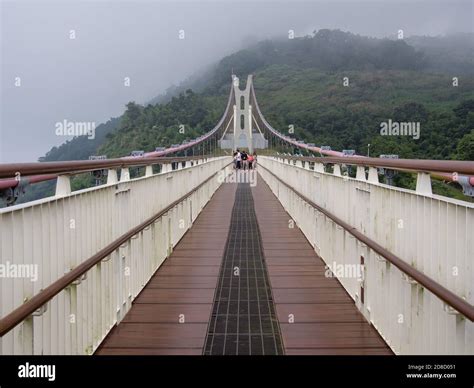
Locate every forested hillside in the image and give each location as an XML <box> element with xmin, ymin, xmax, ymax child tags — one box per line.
<box><xmin>253</xmin><ymin>66</ymin><xmax>474</xmax><ymax>160</ymax></box>
<box><xmin>99</xmin><ymin>92</ymin><xmax>227</xmax><ymax>158</ymax></box>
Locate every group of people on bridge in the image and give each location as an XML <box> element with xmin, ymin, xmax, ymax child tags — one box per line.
<box><xmin>233</xmin><ymin>149</ymin><xmax>257</xmax><ymax>170</ymax></box>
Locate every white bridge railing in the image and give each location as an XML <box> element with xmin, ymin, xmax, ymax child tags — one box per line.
<box><xmin>0</xmin><ymin>156</ymin><xmax>232</xmax><ymax>355</ymax></box>
<box><xmin>258</xmin><ymin>155</ymin><xmax>474</xmax><ymax>355</ymax></box>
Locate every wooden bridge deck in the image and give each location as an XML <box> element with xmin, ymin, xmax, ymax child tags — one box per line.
<box><xmin>96</xmin><ymin>173</ymin><xmax>391</xmax><ymax>355</ymax></box>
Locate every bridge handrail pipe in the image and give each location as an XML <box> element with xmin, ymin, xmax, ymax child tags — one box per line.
<box><xmin>0</xmin><ymin>155</ymin><xmax>215</xmax><ymax>181</ymax></box>
<box><xmin>276</xmin><ymin>154</ymin><xmax>474</xmax><ymax>177</ymax></box>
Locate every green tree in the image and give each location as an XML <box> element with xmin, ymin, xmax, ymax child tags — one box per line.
<box><xmin>456</xmin><ymin>130</ymin><xmax>474</xmax><ymax>160</ymax></box>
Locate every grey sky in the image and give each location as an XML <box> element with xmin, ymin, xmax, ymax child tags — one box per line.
<box><xmin>1</xmin><ymin>0</ymin><xmax>472</xmax><ymax>162</ymax></box>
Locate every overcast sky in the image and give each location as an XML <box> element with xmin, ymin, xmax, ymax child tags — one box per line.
<box><xmin>1</xmin><ymin>0</ymin><xmax>473</xmax><ymax>162</ymax></box>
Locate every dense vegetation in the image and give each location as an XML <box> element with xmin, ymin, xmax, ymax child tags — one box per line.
<box><xmin>9</xmin><ymin>30</ymin><xmax>474</xmax><ymax>205</ymax></box>
<box><xmin>99</xmin><ymin>91</ymin><xmax>227</xmax><ymax>158</ymax></box>
<box><xmin>254</xmin><ymin>66</ymin><xmax>474</xmax><ymax>160</ymax></box>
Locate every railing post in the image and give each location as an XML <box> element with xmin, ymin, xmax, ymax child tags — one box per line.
<box><xmin>145</xmin><ymin>165</ymin><xmax>153</xmax><ymax>177</ymax></box>
<box><xmin>367</xmin><ymin>167</ymin><xmax>379</xmax><ymax>184</ymax></box>
<box><xmin>314</xmin><ymin>163</ymin><xmax>325</xmax><ymax>173</ymax></box>
<box><xmin>55</xmin><ymin>175</ymin><xmax>71</xmax><ymax>197</ymax></box>
<box><xmin>107</xmin><ymin>169</ymin><xmax>118</xmax><ymax>184</ymax></box>
<box><xmin>356</xmin><ymin>166</ymin><xmax>366</xmax><ymax>181</ymax></box>
<box><xmin>120</xmin><ymin>168</ymin><xmax>130</xmax><ymax>182</ymax></box>
<box><xmin>21</xmin><ymin>316</ymin><xmax>34</xmax><ymax>355</ymax></box>
<box><xmin>67</xmin><ymin>284</ymin><xmax>78</xmax><ymax>354</ymax></box>
<box><xmin>416</xmin><ymin>172</ymin><xmax>432</xmax><ymax>195</ymax></box>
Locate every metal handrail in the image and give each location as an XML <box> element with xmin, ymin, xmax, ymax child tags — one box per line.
<box><xmin>274</xmin><ymin>154</ymin><xmax>474</xmax><ymax>176</ymax></box>
<box><xmin>258</xmin><ymin>162</ymin><xmax>474</xmax><ymax>321</ymax></box>
<box><xmin>0</xmin><ymin>155</ymin><xmax>210</xmax><ymax>180</ymax></box>
<box><xmin>0</xmin><ymin>161</ymin><xmax>232</xmax><ymax>336</ymax></box>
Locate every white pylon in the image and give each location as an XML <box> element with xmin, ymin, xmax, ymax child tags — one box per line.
<box><xmin>232</xmin><ymin>74</ymin><xmax>254</xmax><ymax>153</ymax></box>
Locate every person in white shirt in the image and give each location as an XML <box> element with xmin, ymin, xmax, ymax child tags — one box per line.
<box><xmin>234</xmin><ymin>149</ymin><xmax>242</xmax><ymax>169</ymax></box>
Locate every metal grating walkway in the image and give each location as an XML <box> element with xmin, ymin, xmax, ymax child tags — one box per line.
<box><xmin>204</xmin><ymin>183</ymin><xmax>284</xmax><ymax>355</ymax></box>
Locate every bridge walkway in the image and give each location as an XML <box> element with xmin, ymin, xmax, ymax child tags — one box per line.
<box><xmin>96</xmin><ymin>172</ymin><xmax>391</xmax><ymax>355</ymax></box>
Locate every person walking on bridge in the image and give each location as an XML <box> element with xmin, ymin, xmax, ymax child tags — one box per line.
<box><xmin>233</xmin><ymin>151</ymin><xmax>238</xmax><ymax>169</ymax></box>
<box><xmin>248</xmin><ymin>153</ymin><xmax>254</xmax><ymax>169</ymax></box>
<box><xmin>241</xmin><ymin>150</ymin><xmax>248</xmax><ymax>170</ymax></box>
<box><xmin>234</xmin><ymin>149</ymin><xmax>242</xmax><ymax>170</ymax></box>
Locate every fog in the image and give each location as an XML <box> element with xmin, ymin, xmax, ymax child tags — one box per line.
<box><xmin>1</xmin><ymin>0</ymin><xmax>472</xmax><ymax>162</ymax></box>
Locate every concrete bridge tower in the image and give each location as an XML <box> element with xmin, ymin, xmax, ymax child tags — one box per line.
<box><xmin>219</xmin><ymin>75</ymin><xmax>268</xmax><ymax>153</ymax></box>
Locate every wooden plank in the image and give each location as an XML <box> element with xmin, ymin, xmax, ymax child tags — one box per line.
<box><xmin>145</xmin><ymin>276</ymin><xmax>218</xmax><ymax>289</ymax></box>
<box><xmin>157</xmin><ymin>265</ymin><xmax>220</xmax><ymax>277</ymax></box>
<box><xmin>174</xmin><ymin>243</ymin><xmax>227</xmax><ymax>250</ymax></box>
<box><xmin>261</xmin><ymin>243</ymin><xmax>311</xmax><ymax>250</ymax></box>
<box><xmin>285</xmin><ymin>348</ymin><xmax>392</xmax><ymax>355</ymax></box>
<box><xmin>97</xmin><ymin>347</ymin><xmax>202</xmax><ymax>355</ymax></box>
<box><xmin>135</xmin><ymin>288</ymin><xmax>215</xmax><ymax>304</ymax></box>
<box><xmin>263</xmin><ymin>249</ymin><xmax>316</xmax><ymax>257</ymax></box>
<box><xmin>270</xmin><ymin>276</ymin><xmax>341</xmax><ymax>288</ymax></box>
<box><xmin>280</xmin><ymin>324</ymin><xmax>388</xmax><ymax>349</ymax></box>
<box><xmin>172</xmin><ymin>249</ymin><xmax>224</xmax><ymax>258</ymax></box>
<box><xmin>280</xmin><ymin>322</ymin><xmax>388</xmax><ymax>337</ymax></box>
<box><xmin>272</xmin><ymin>288</ymin><xmax>354</xmax><ymax>304</ymax></box>
<box><xmin>267</xmin><ymin>266</ymin><xmax>327</xmax><ymax>277</ymax></box>
<box><xmin>121</xmin><ymin>304</ymin><xmax>212</xmax><ymax>323</ymax></box>
<box><xmin>99</xmin><ymin>323</ymin><xmax>209</xmax><ymax>349</ymax></box>
<box><xmin>264</xmin><ymin>256</ymin><xmax>320</xmax><ymax>265</ymax></box>
<box><xmin>276</xmin><ymin>304</ymin><xmax>367</xmax><ymax>323</ymax></box>
<box><xmin>161</xmin><ymin>257</ymin><xmax>222</xmax><ymax>266</ymax></box>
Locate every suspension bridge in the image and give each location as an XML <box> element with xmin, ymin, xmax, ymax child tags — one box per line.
<box><xmin>0</xmin><ymin>75</ymin><xmax>473</xmax><ymax>355</ymax></box>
